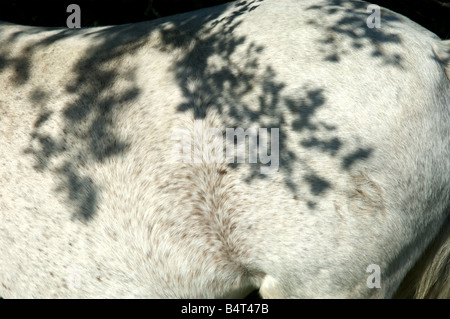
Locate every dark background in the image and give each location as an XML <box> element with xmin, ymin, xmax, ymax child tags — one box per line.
<box><xmin>0</xmin><ymin>0</ymin><xmax>449</xmax><ymax>39</ymax></box>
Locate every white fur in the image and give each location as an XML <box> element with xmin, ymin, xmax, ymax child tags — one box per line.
<box><xmin>0</xmin><ymin>0</ymin><xmax>448</xmax><ymax>298</ymax></box>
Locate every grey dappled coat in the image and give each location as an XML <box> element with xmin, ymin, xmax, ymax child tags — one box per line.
<box><xmin>0</xmin><ymin>0</ymin><xmax>449</xmax><ymax>298</ymax></box>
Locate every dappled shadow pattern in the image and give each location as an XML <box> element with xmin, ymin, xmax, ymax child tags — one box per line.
<box><xmin>306</xmin><ymin>0</ymin><xmax>404</xmax><ymax>67</ymax></box>
<box><xmin>156</xmin><ymin>1</ymin><xmax>339</xmax><ymax>195</ymax></box>
<box><xmin>0</xmin><ymin>0</ymin><xmax>401</xmax><ymax>220</ymax></box>
<box><xmin>156</xmin><ymin>0</ymin><xmax>385</xmax><ymax>199</ymax></box>
<box><xmin>0</xmin><ymin>23</ymin><xmax>152</xmax><ymax>220</ymax></box>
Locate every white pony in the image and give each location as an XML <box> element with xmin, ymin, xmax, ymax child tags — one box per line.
<box><xmin>0</xmin><ymin>0</ymin><xmax>448</xmax><ymax>298</ymax></box>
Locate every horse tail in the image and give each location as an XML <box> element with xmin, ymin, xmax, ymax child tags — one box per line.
<box><xmin>394</xmin><ymin>214</ymin><xmax>449</xmax><ymax>299</ymax></box>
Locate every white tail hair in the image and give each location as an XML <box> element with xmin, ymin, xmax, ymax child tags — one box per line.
<box><xmin>395</xmin><ymin>214</ymin><xmax>449</xmax><ymax>298</ymax></box>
